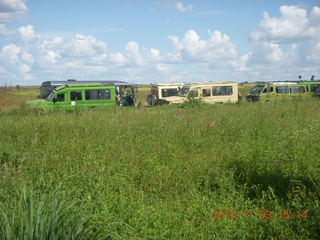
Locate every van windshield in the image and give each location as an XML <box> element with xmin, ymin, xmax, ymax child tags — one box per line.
<box><xmin>178</xmin><ymin>86</ymin><xmax>190</xmax><ymax>96</ymax></box>
<box><xmin>248</xmin><ymin>85</ymin><xmax>265</xmax><ymax>95</ymax></box>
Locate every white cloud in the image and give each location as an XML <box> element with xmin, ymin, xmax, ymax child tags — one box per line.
<box><xmin>109</xmin><ymin>52</ymin><xmax>127</xmax><ymax>64</ymax></box>
<box><xmin>0</xmin><ymin>0</ymin><xmax>27</xmax><ymax>37</ymax></box>
<box><xmin>1</xmin><ymin>3</ymin><xmax>320</xmax><ymax>86</ymax></box>
<box><xmin>0</xmin><ymin>24</ymin><xmax>173</xmax><ymax>84</ymax></box>
<box><xmin>245</xmin><ymin>5</ymin><xmax>320</xmax><ymax>81</ymax></box>
<box><xmin>0</xmin><ymin>44</ymin><xmax>33</xmax><ymax>81</ymax></box>
<box><xmin>300</xmin><ymin>40</ymin><xmax>320</xmax><ymax>62</ymax></box>
<box><xmin>167</xmin><ymin>29</ymin><xmax>237</xmax><ymax>63</ymax></box>
<box><xmin>0</xmin><ymin>0</ymin><xmax>27</xmax><ymax>13</ymax></box>
<box><xmin>250</xmin><ymin>6</ymin><xmax>320</xmax><ymax>44</ymax></box>
<box><xmin>150</xmin><ymin>48</ymin><xmax>161</xmax><ymax>61</ymax></box>
<box><xmin>249</xmin><ymin>42</ymin><xmax>285</xmax><ymax>65</ymax></box>
<box><xmin>18</xmin><ymin>25</ymin><xmax>39</xmax><ymax>42</ymax></box>
<box><xmin>154</xmin><ymin>1</ymin><xmax>193</xmax><ymax>13</ymax></box>
<box><xmin>61</xmin><ymin>34</ymin><xmax>107</xmax><ymax>57</ymax></box>
<box><xmin>175</xmin><ymin>1</ymin><xmax>193</xmax><ymax>13</ymax></box>
<box><xmin>125</xmin><ymin>41</ymin><xmax>145</xmax><ymax>66</ymax></box>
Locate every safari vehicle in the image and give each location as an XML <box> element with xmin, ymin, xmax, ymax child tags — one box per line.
<box><xmin>39</xmin><ymin>80</ymin><xmax>128</xmax><ymax>99</ymax></box>
<box><xmin>147</xmin><ymin>83</ymin><xmax>185</xmax><ymax>105</ymax></box>
<box><xmin>27</xmin><ymin>83</ymin><xmax>136</xmax><ymax>110</ymax></box>
<box><xmin>246</xmin><ymin>81</ymin><xmax>319</xmax><ymax>102</ymax></box>
<box><xmin>147</xmin><ymin>82</ymin><xmax>239</xmax><ymax>105</ymax></box>
<box><xmin>179</xmin><ymin>82</ymin><xmax>239</xmax><ymax>104</ymax></box>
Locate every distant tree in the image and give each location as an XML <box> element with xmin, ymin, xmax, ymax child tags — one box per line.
<box><xmin>298</xmin><ymin>75</ymin><xmax>302</xmax><ymax>80</ymax></box>
<box><xmin>311</xmin><ymin>75</ymin><xmax>315</xmax><ymax>81</ymax></box>
<box><xmin>16</xmin><ymin>84</ymin><xmax>21</xmax><ymax>90</ymax></box>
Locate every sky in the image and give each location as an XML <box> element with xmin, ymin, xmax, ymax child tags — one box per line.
<box><xmin>0</xmin><ymin>0</ymin><xmax>319</xmax><ymax>85</ymax></box>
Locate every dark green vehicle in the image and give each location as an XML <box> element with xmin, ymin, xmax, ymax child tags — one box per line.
<box><xmin>27</xmin><ymin>83</ymin><xmax>136</xmax><ymax>110</ymax></box>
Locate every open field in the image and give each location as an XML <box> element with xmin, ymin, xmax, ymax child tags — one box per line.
<box><xmin>0</xmin><ymin>88</ymin><xmax>38</xmax><ymax>112</ymax></box>
<box><xmin>0</xmin><ymin>88</ymin><xmax>319</xmax><ymax>239</ymax></box>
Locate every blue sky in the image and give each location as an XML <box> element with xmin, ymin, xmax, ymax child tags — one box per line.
<box><xmin>0</xmin><ymin>0</ymin><xmax>319</xmax><ymax>85</ymax></box>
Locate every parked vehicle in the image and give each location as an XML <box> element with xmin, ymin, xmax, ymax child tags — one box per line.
<box><xmin>147</xmin><ymin>82</ymin><xmax>239</xmax><ymax>105</ymax></box>
<box><xmin>28</xmin><ymin>83</ymin><xmax>136</xmax><ymax>110</ymax></box>
<box><xmin>246</xmin><ymin>81</ymin><xmax>320</xmax><ymax>102</ymax></box>
<box><xmin>39</xmin><ymin>80</ymin><xmax>128</xmax><ymax>99</ymax></box>
<box><xmin>179</xmin><ymin>82</ymin><xmax>239</xmax><ymax>104</ymax></box>
<box><xmin>147</xmin><ymin>84</ymin><xmax>185</xmax><ymax>105</ymax></box>
<box><xmin>300</xmin><ymin>80</ymin><xmax>320</xmax><ymax>94</ymax></box>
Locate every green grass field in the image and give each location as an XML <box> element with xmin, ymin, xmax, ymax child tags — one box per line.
<box><xmin>0</xmin><ymin>88</ymin><xmax>319</xmax><ymax>239</ymax></box>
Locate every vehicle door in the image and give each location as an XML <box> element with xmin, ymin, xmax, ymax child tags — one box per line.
<box><xmin>52</xmin><ymin>92</ymin><xmax>68</xmax><ymax>109</ymax></box>
<box><xmin>199</xmin><ymin>88</ymin><xmax>212</xmax><ymax>103</ymax></box>
<box><xmin>259</xmin><ymin>85</ymin><xmax>274</xmax><ymax>101</ymax></box>
<box><xmin>70</xmin><ymin>90</ymin><xmax>84</xmax><ymax>108</ymax></box>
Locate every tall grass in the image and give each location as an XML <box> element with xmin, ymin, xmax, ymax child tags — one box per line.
<box><xmin>0</xmin><ymin>91</ymin><xmax>36</xmax><ymax>112</ymax></box>
<box><xmin>0</xmin><ymin>187</ymin><xmax>99</xmax><ymax>240</ymax></box>
<box><xmin>0</xmin><ymin>98</ymin><xmax>319</xmax><ymax>239</ymax></box>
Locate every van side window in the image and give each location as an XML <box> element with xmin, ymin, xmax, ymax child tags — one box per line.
<box><xmin>85</xmin><ymin>89</ymin><xmax>111</xmax><ymax>100</ymax></box>
<box><xmin>202</xmin><ymin>89</ymin><xmax>211</xmax><ymax>97</ymax></box>
<box><xmin>54</xmin><ymin>94</ymin><xmax>65</xmax><ymax>102</ymax></box>
<box><xmin>310</xmin><ymin>84</ymin><xmax>320</xmax><ymax>92</ymax></box>
<box><xmin>71</xmin><ymin>91</ymin><xmax>82</xmax><ymax>101</ymax></box>
<box><xmin>276</xmin><ymin>86</ymin><xmax>288</xmax><ymax>93</ymax></box>
<box><xmin>212</xmin><ymin>86</ymin><xmax>233</xmax><ymax>96</ymax></box>
<box><xmin>188</xmin><ymin>90</ymin><xmax>198</xmax><ymax>98</ymax></box>
<box><xmin>162</xmin><ymin>89</ymin><xmax>178</xmax><ymax>97</ymax></box>
<box><xmin>290</xmin><ymin>86</ymin><xmax>306</xmax><ymax>93</ymax></box>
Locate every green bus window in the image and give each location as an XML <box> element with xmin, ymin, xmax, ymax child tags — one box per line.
<box><xmin>310</xmin><ymin>84</ymin><xmax>320</xmax><ymax>92</ymax></box>
<box><xmin>202</xmin><ymin>89</ymin><xmax>211</xmax><ymax>97</ymax></box>
<box><xmin>71</xmin><ymin>91</ymin><xmax>82</xmax><ymax>101</ymax></box>
<box><xmin>276</xmin><ymin>86</ymin><xmax>288</xmax><ymax>93</ymax></box>
<box><xmin>290</xmin><ymin>86</ymin><xmax>306</xmax><ymax>93</ymax></box>
<box><xmin>54</xmin><ymin>94</ymin><xmax>65</xmax><ymax>102</ymax></box>
<box><xmin>85</xmin><ymin>89</ymin><xmax>111</xmax><ymax>100</ymax></box>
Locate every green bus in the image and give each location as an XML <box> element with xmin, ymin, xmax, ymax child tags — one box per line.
<box><xmin>27</xmin><ymin>83</ymin><xmax>136</xmax><ymax>110</ymax></box>
<box><xmin>246</xmin><ymin>81</ymin><xmax>320</xmax><ymax>102</ymax></box>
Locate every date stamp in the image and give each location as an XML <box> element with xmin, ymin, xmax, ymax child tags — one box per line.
<box><xmin>211</xmin><ymin>210</ymin><xmax>308</xmax><ymax>220</ymax></box>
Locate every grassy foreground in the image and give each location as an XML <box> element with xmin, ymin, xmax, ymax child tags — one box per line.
<box><xmin>0</xmin><ymin>99</ymin><xmax>319</xmax><ymax>239</ymax></box>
